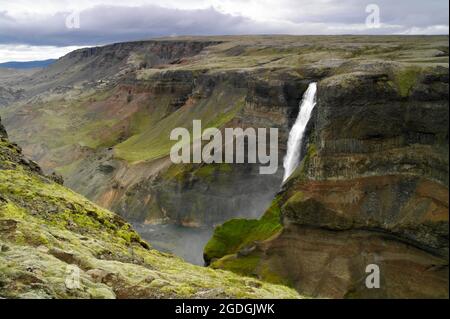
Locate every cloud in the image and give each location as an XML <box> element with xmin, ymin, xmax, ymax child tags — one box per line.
<box><xmin>0</xmin><ymin>0</ymin><xmax>447</xmax><ymax>61</ymax></box>
<box><xmin>274</xmin><ymin>0</ymin><xmax>449</xmax><ymax>26</ymax></box>
<box><xmin>0</xmin><ymin>44</ymin><xmax>83</xmax><ymax>63</ymax></box>
<box><xmin>397</xmin><ymin>25</ymin><xmax>450</xmax><ymax>35</ymax></box>
<box><xmin>0</xmin><ymin>6</ymin><xmax>258</xmax><ymax>46</ymax></box>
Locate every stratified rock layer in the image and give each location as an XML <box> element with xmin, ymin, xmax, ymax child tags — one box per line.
<box><xmin>206</xmin><ymin>57</ymin><xmax>449</xmax><ymax>299</ymax></box>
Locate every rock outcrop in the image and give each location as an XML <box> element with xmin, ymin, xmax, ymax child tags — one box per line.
<box><xmin>0</xmin><ymin>117</ymin><xmax>6</xmax><ymax>139</ymax></box>
<box><xmin>0</xmin><ymin>87</ymin><xmax>25</xmax><ymax>108</ymax></box>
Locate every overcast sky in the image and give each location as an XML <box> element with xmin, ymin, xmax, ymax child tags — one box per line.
<box><xmin>0</xmin><ymin>0</ymin><xmax>448</xmax><ymax>62</ymax></box>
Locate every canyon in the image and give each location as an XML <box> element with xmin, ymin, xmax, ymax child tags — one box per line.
<box><xmin>0</xmin><ymin>35</ymin><xmax>448</xmax><ymax>298</ymax></box>
<box><xmin>0</xmin><ymin>115</ymin><xmax>298</xmax><ymax>298</ymax></box>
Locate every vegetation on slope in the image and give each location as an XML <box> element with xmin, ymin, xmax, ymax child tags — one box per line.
<box><xmin>204</xmin><ymin>197</ymin><xmax>283</xmax><ymax>270</ymax></box>
<box><xmin>203</xmin><ymin>196</ymin><xmax>294</xmax><ymax>288</ymax></box>
<box><xmin>202</xmin><ymin>145</ymin><xmax>317</xmax><ymax>277</ymax></box>
<box><xmin>114</xmin><ymin>84</ymin><xmax>246</xmax><ymax>163</ymax></box>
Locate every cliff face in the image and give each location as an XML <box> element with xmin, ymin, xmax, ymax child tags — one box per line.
<box><xmin>17</xmin><ymin>40</ymin><xmax>222</xmax><ymax>97</ymax></box>
<box><xmin>205</xmin><ymin>57</ymin><xmax>449</xmax><ymax>298</ymax></box>
<box><xmin>0</xmin><ymin>118</ymin><xmax>6</xmax><ymax>139</ymax></box>
<box><xmin>0</xmin><ymin>116</ymin><xmax>299</xmax><ymax>299</ymax></box>
<box><xmin>0</xmin><ymin>69</ymin><xmax>32</xmax><ymax>108</ymax></box>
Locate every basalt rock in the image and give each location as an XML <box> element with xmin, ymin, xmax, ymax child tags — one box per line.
<box><xmin>206</xmin><ymin>60</ymin><xmax>449</xmax><ymax>299</ymax></box>
<box><xmin>0</xmin><ymin>117</ymin><xmax>6</xmax><ymax>139</ymax></box>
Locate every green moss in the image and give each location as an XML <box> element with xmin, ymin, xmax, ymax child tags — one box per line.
<box><xmin>288</xmin><ymin>144</ymin><xmax>317</xmax><ymax>182</ymax></box>
<box><xmin>194</xmin><ymin>163</ymin><xmax>232</xmax><ymax>180</ymax></box>
<box><xmin>204</xmin><ymin>197</ymin><xmax>282</xmax><ymax>263</ymax></box>
<box><xmin>393</xmin><ymin>66</ymin><xmax>422</xmax><ymax>97</ymax></box>
<box><xmin>114</xmin><ymin>85</ymin><xmax>245</xmax><ymax>163</ymax></box>
<box><xmin>88</xmin><ymin>287</ymin><xmax>116</xmax><ymax>299</ymax></box>
<box><xmin>211</xmin><ymin>254</ymin><xmax>261</xmax><ymax>277</ymax></box>
<box><xmin>283</xmin><ymin>191</ymin><xmax>304</xmax><ymax>207</ymax></box>
<box><xmin>117</xmin><ymin>227</ymin><xmax>141</xmax><ymax>245</ymax></box>
<box><xmin>0</xmin><ymin>202</ymin><xmax>27</xmax><ymax>219</ymax></box>
<box><xmin>168</xmin><ymin>284</ymin><xmax>197</xmax><ymax>298</ymax></box>
<box><xmin>259</xmin><ymin>264</ymin><xmax>293</xmax><ymax>287</ymax></box>
<box><xmin>0</xmin><ymin>167</ymin><xmax>147</xmax><ymax>250</ymax></box>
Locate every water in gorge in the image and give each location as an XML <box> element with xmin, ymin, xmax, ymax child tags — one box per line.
<box><xmin>283</xmin><ymin>82</ymin><xmax>318</xmax><ymax>182</ymax></box>
<box><xmin>132</xmin><ymin>223</ymin><xmax>214</xmax><ymax>265</ymax></box>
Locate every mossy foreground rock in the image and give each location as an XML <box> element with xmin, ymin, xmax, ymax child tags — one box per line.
<box><xmin>0</xmin><ymin>117</ymin><xmax>299</xmax><ymax>299</ymax></box>
<box><xmin>205</xmin><ymin>59</ymin><xmax>449</xmax><ymax>298</ymax></box>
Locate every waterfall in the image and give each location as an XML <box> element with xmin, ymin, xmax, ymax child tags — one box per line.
<box><xmin>282</xmin><ymin>82</ymin><xmax>317</xmax><ymax>182</ymax></box>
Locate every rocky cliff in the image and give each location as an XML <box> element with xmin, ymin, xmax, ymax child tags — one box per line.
<box><xmin>0</xmin><ymin>118</ymin><xmax>6</xmax><ymax>139</ymax></box>
<box><xmin>204</xmin><ymin>52</ymin><xmax>449</xmax><ymax>298</ymax></box>
<box><xmin>0</xmin><ymin>69</ymin><xmax>33</xmax><ymax>108</ymax></box>
<box><xmin>0</xmin><ymin>116</ymin><xmax>299</xmax><ymax>298</ymax></box>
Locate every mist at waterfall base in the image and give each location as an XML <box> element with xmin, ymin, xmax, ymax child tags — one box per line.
<box><xmin>133</xmin><ymin>223</ymin><xmax>214</xmax><ymax>265</ymax></box>
<box><xmin>283</xmin><ymin>83</ymin><xmax>317</xmax><ymax>182</ymax></box>
<box><xmin>131</xmin><ymin>166</ymin><xmax>282</xmax><ymax>265</ymax></box>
